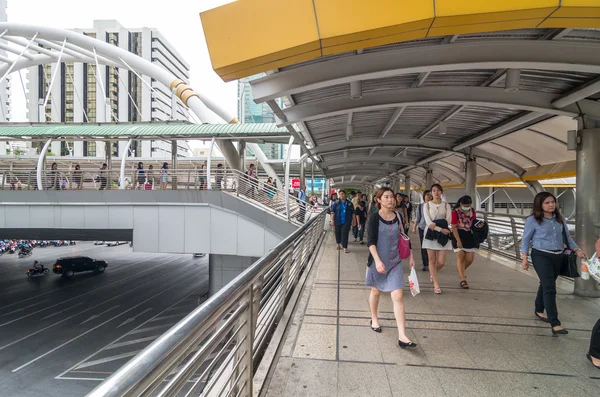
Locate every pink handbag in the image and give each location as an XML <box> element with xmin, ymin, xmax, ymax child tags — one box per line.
<box><xmin>396</xmin><ymin>212</ymin><xmax>411</xmax><ymax>259</ymax></box>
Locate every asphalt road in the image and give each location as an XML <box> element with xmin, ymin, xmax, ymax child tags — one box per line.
<box><xmin>0</xmin><ymin>242</ymin><xmax>209</xmax><ymax>397</ymax></box>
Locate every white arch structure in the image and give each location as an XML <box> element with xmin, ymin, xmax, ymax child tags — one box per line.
<box><xmin>0</xmin><ymin>23</ymin><xmax>282</xmax><ymax>188</ymax></box>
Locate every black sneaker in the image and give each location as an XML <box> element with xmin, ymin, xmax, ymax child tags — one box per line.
<box><xmin>422</xmin><ymin>265</ymin><xmax>428</xmax><ymax>272</ymax></box>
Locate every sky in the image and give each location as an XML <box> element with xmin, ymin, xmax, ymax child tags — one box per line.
<box><xmin>6</xmin><ymin>0</ymin><xmax>238</xmax><ymax>123</ymax></box>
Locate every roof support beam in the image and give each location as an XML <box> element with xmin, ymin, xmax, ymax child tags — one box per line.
<box><xmin>278</xmin><ymin>87</ymin><xmax>599</xmax><ymax>126</ymax></box>
<box><xmin>379</xmin><ymin>106</ymin><xmax>404</xmax><ymax>138</ymax></box>
<box><xmin>309</xmin><ymin>137</ymin><xmax>449</xmax><ymax>156</ymax></box>
<box><xmin>321</xmin><ymin>156</ymin><xmax>415</xmax><ymax>168</ymax></box>
<box><xmin>251</xmin><ymin>40</ymin><xmax>600</xmax><ymax>103</ymax></box>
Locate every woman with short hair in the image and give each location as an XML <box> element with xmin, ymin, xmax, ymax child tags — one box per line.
<box><xmin>451</xmin><ymin>195</ymin><xmax>478</xmax><ymax>289</ymax></box>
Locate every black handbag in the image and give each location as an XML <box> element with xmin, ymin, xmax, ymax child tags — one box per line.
<box><xmin>560</xmin><ymin>223</ymin><xmax>580</xmax><ymax>278</ymax></box>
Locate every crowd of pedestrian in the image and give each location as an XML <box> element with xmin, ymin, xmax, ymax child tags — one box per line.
<box><xmin>326</xmin><ymin>183</ymin><xmax>599</xmax><ymax>367</ymax></box>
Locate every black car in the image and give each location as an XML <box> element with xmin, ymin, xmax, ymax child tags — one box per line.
<box><xmin>53</xmin><ymin>256</ymin><xmax>108</xmax><ymax>277</ymax></box>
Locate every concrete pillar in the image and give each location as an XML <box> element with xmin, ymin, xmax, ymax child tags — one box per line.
<box><xmin>171</xmin><ymin>140</ymin><xmax>178</xmax><ymax>190</ymax></box>
<box><xmin>299</xmin><ymin>160</ymin><xmax>306</xmax><ymax>190</ymax></box>
<box><xmin>404</xmin><ymin>176</ymin><xmax>411</xmax><ymax>197</ymax></box>
<box><xmin>216</xmin><ymin>140</ymin><xmax>241</xmax><ymax>172</ymax></box>
<box><xmin>574</xmin><ymin>118</ymin><xmax>600</xmax><ymax>297</ymax></box>
<box><xmin>208</xmin><ymin>254</ymin><xmax>260</xmax><ymax>296</ymax></box>
<box><xmin>105</xmin><ymin>141</ymin><xmax>111</xmax><ymax>168</ymax></box>
<box><xmin>238</xmin><ymin>140</ymin><xmax>246</xmax><ymax>171</ymax></box>
<box><xmin>425</xmin><ymin>169</ymin><xmax>434</xmax><ymax>188</ymax></box>
<box><xmin>311</xmin><ymin>162</ymin><xmax>315</xmax><ymax>195</ymax></box>
<box><xmin>465</xmin><ymin>158</ymin><xmax>477</xmax><ymax>201</ymax></box>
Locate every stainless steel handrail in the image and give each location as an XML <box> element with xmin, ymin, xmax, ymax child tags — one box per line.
<box><xmin>479</xmin><ymin>210</ymin><xmax>575</xmax><ymax>260</ymax></box>
<box><xmin>88</xmin><ymin>209</ymin><xmax>327</xmax><ymax>397</ymax></box>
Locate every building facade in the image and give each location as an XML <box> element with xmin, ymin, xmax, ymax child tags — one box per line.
<box><xmin>238</xmin><ymin>74</ymin><xmax>284</xmax><ymax>160</ymax></box>
<box><xmin>25</xmin><ymin>20</ymin><xmax>192</xmax><ymax>159</ymax></box>
<box><xmin>0</xmin><ymin>0</ymin><xmax>12</xmax><ymax>124</ymax></box>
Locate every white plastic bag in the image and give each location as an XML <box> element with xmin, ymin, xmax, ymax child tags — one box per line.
<box><xmin>408</xmin><ymin>268</ymin><xmax>420</xmax><ymax>297</ymax></box>
<box><xmin>587</xmin><ymin>253</ymin><xmax>600</xmax><ymax>283</ymax></box>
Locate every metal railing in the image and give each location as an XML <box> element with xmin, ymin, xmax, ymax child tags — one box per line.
<box><xmin>87</xmin><ymin>209</ymin><xmax>327</xmax><ymax>397</ymax></box>
<box><xmin>0</xmin><ymin>168</ymin><xmax>315</xmax><ymax>225</ymax></box>
<box><xmin>479</xmin><ymin>211</ymin><xmax>576</xmax><ymax>260</ymax></box>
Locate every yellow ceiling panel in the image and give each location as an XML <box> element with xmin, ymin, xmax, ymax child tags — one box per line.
<box><xmin>314</xmin><ymin>0</ymin><xmax>433</xmax><ymax>47</ymax></box>
<box><xmin>429</xmin><ymin>19</ymin><xmax>545</xmax><ymax>38</ymax></box>
<box><xmin>553</xmin><ymin>0</ymin><xmax>600</xmax><ymax>18</ymax></box>
<box><xmin>433</xmin><ymin>0</ymin><xmax>558</xmax><ymax>26</ymax></box>
<box><xmin>322</xmin><ymin>29</ymin><xmax>428</xmax><ymax>56</ymax></box>
<box><xmin>200</xmin><ymin>0</ymin><xmax>320</xmax><ymax>71</ymax></box>
<box><xmin>538</xmin><ymin>17</ymin><xmax>600</xmax><ymax>28</ymax></box>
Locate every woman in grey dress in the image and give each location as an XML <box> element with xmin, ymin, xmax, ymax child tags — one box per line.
<box><xmin>366</xmin><ymin>187</ymin><xmax>417</xmax><ymax>348</ymax></box>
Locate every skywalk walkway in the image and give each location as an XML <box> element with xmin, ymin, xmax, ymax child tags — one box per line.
<box><xmin>263</xmin><ymin>232</ymin><xmax>600</xmax><ymax>396</ymax></box>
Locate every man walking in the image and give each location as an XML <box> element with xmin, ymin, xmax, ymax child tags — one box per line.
<box><xmin>330</xmin><ymin>190</ymin><xmax>354</xmax><ymax>253</ymax></box>
<box><xmin>354</xmin><ymin>200</ymin><xmax>367</xmax><ymax>244</ymax></box>
<box><xmin>297</xmin><ymin>185</ymin><xmax>307</xmax><ymax>222</ymax></box>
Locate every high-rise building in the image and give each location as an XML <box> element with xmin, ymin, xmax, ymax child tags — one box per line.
<box><xmin>0</xmin><ymin>0</ymin><xmax>12</xmax><ymax>123</ymax></box>
<box><xmin>238</xmin><ymin>74</ymin><xmax>284</xmax><ymax>160</ymax></box>
<box><xmin>25</xmin><ymin>20</ymin><xmax>192</xmax><ymax>158</ymax></box>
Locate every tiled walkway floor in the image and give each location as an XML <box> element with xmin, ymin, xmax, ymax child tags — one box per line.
<box><xmin>264</xmin><ymin>230</ymin><xmax>600</xmax><ymax>397</ymax></box>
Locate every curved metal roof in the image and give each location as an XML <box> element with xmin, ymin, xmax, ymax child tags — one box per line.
<box><xmin>246</xmin><ymin>27</ymin><xmax>600</xmax><ymax>188</ymax></box>
<box><xmin>0</xmin><ymin>122</ymin><xmax>291</xmax><ymax>142</ymax></box>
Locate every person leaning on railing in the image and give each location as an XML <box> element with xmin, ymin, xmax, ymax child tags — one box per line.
<box><xmin>521</xmin><ymin>192</ymin><xmax>586</xmax><ymax>336</ymax></box>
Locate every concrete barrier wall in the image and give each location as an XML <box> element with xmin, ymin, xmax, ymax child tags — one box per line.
<box><xmin>0</xmin><ymin>190</ymin><xmax>298</xmax><ymax>257</ymax></box>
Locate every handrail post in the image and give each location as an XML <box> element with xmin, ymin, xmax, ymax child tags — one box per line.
<box><xmin>483</xmin><ymin>212</ymin><xmax>493</xmax><ymax>250</ymax></box>
<box><xmin>510</xmin><ymin>217</ymin><xmax>520</xmax><ymax>260</ymax></box>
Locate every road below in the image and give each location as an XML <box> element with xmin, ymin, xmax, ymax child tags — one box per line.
<box><xmin>0</xmin><ymin>242</ymin><xmax>208</xmax><ymax>397</ymax></box>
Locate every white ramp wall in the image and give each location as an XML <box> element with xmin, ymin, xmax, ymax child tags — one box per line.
<box><xmin>0</xmin><ymin>203</ymin><xmax>283</xmax><ymax>257</ymax></box>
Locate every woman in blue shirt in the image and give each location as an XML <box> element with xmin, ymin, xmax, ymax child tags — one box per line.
<box><xmin>521</xmin><ymin>192</ymin><xmax>586</xmax><ymax>335</ymax></box>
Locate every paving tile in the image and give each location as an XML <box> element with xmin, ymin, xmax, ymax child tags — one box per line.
<box><xmin>292</xmin><ymin>323</ymin><xmax>337</xmax><ymax>360</ymax></box>
<box><xmin>338</xmin><ymin>325</ymin><xmax>384</xmax><ymax>363</ymax></box>
<box><xmin>339</xmin><ymin>287</ymin><xmax>370</xmax><ymax>312</ymax></box>
<box><xmin>307</xmin><ymin>287</ymin><xmax>338</xmax><ymax>311</ymax></box>
<box><xmin>385</xmin><ymin>365</ymin><xmax>447</xmax><ymax>397</ymax></box>
<box><xmin>338</xmin><ymin>362</ymin><xmax>392</xmax><ymax>396</ymax></box>
<box><xmin>280</xmin><ymin>358</ymin><xmax>338</xmax><ymax>397</ymax></box>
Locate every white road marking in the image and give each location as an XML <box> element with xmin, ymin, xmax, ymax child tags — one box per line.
<box><xmin>55</xmin><ymin>291</ymin><xmax>195</xmax><ymax>379</ymax></box>
<box><xmin>0</xmin><ymin>254</ymin><xmax>162</xmax><ymax>312</ymax></box>
<box><xmin>149</xmin><ymin>313</ymin><xmax>187</xmax><ymax>322</ymax></box>
<box><xmin>75</xmin><ymin>350</ymin><xmax>142</xmax><ymax>370</ymax></box>
<box><xmin>1</xmin><ymin>299</ymin><xmax>50</xmax><ymax>317</ymax></box>
<box><xmin>104</xmin><ymin>336</ymin><xmax>159</xmax><ymax>350</ymax></box>
<box><xmin>0</xmin><ymin>256</ymin><xmax>180</xmax><ymax>327</ymax></box>
<box><xmin>41</xmin><ymin>302</ymin><xmax>85</xmax><ymax>320</ymax></box>
<box><xmin>79</xmin><ymin>305</ymin><xmax>120</xmax><ymax>325</ymax></box>
<box><xmin>13</xmin><ymin>276</ymin><xmax>186</xmax><ymax>372</ymax></box>
<box><xmin>127</xmin><ymin>324</ymin><xmax>173</xmax><ymax>335</ymax></box>
<box><xmin>117</xmin><ymin>307</ymin><xmax>153</xmax><ymax>328</ymax></box>
<box><xmin>0</xmin><ymin>274</ymin><xmax>166</xmax><ymax>352</ymax></box>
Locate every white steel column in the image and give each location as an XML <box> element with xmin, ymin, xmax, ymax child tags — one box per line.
<box><xmin>120</xmin><ymin>138</ymin><xmax>133</xmax><ymax>189</ymax></box>
<box><xmin>299</xmin><ymin>160</ymin><xmax>306</xmax><ymax>190</ymax></box>
<box><xmin>171</xmin><ymin>140</ymin><xmax>178</xmax><ymax>190</ymax></box>
<box><xmin>247</xmin><ymin>142</ymin><xmax>282</xmax><ymax>188</ymax></box>
<box><xmin>207</xmin><ymin>137</ymin><xmax>215</xmax><ymax>190</ymax></box>
<box><xmin>311</xmin><ymin>161</ymin><xmax>315</xmax><ymax>195</ymax></box>
<box><xmin>465</xmin><ymin>158</ymin><xmax>477</xmax><ymax>201</ymax></box>
<box><xmin>36</xmin><ymin>138</ymin><xmax>52</xmax><ymax>190</ymax></box>
<box><xmin>284</xmin><ymin>136</ymin><xmax>294</xmax><ymax>221</ymax></box>
<box><xmin>574</xmin><ymin>117</ymin><xmax>600</xmax><ymax>297</ymax></box>
<box><xmin>425</xmin><ymin>169</ymin><xmax>434</xmax><ymax>188</ymax></box>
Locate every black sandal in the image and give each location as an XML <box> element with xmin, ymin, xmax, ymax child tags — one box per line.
<box><xmin>587</xmin><ymin>353</ymin><xmax>600</xmax><ymax>369</ymax></box>
<box><xmin>460</xmin><ymin>280</ymin><xmax>469</xmax><ymax>289</ymax></box>
<box><xmin>370</xmin><ymin>320</ymin><xmax>382</xmax><ymax>333</ymax></box>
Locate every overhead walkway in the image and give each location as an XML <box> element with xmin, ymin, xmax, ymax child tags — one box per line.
<box><xmin>88</xmin><ymin>214</ymin><xmax>600</xmax><ymax>396</ymax></box>
<box><xmin>261</xmin><ymin>235</ymin><xmax>600</xmax><ymax>397</ymax></box>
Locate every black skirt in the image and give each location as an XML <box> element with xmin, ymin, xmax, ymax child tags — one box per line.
<box><xmin>452</xmin><ymin>229</ymin><xmax>477</xmax><ymax>250</ymax></box>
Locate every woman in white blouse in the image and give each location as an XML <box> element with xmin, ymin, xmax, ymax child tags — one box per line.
<box><xmin>422</xmin><ymin>184</ymin><xmax>452</xmax><ymax>294</ymax></box>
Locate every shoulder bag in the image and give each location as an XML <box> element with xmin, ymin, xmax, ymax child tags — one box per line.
<box><xmin>560</xmin><ymin>221</ymin><xmax>580</xmax><ymax>278</ymax></box>
<box><xmin>395</xmin><ymin>212</ymin><xmax>411</xmax><ymax>259</ymax></box>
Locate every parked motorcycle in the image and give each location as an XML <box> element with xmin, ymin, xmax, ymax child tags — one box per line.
<box><xmin>18</xmin><ymin>247</ymin><xmax>33</xmax><ymax>258</ymax></box>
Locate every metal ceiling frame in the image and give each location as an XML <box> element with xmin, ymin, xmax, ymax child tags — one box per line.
<box><xmin>278</xmin><ymin>86</ymin><xmax>600</xmax><ymax>126</ymax></box>
<box><xmin>250</xmin><ymin>40</ymin><xmax>600</xmax><ymax>103</ymax></box>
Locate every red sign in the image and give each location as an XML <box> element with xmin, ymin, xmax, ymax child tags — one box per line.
<box><xmin>291</xmin><ymin>179</ymin><xmax>300</xmax><ymax>189</ymax></box>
